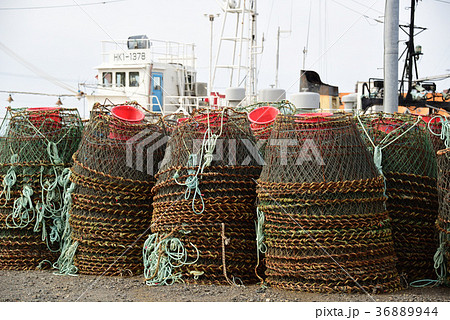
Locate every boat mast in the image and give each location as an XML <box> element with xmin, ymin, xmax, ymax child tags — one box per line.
<box><xmin>383</xmin><ymin>0</ymin><xmax>399</xmax><ymax>113</ymax></box>
<box><xmin>249</xmin><ymin>0</ymin><xmax>257</xmax><ymax>101</ymax></box>
<box><xmin>212</xmin><ymin>0</ymin><xmax>261</xmax><ymax>104</ymax></box>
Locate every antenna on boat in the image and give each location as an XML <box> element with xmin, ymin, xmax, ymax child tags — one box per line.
<box><xmin>204</xmin><ymin>13</ymin><xmax>220</xmax><ymax>97</ymax></box>
<box><xmin>302</xmin><ymin>0</ymin><xmax>312</xmax><ymax>70</ymax></box>
<box><xmin>275</xmin><ymin>26</ymin><xmax>291</xmax><ymax>88</ymax></box>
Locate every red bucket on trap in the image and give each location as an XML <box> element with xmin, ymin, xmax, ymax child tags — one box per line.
<box><xmin>109</xmin><ymin>105</ymin><xmax>145</xmax><ymax>140</ymax></box>
<box><xmin>248</xmin><ymin>106</ymin><xmax>280</xmax><ymax>139</ymax></box>
<box><xmin>27</xmin><ymin>107</ymin><xmax>62</xmax><ymax>130</ymax></box>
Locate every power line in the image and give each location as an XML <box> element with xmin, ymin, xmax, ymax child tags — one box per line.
<box><xmin>0</xmin><ymin>90</ymin><xmax>77</xmax><ymax>97</ymax></box>
<box><xmin>347</xmin><ymin>0</ymin><xmax>383</xmax><ymax>14</ymax></box>
<box><xmin>0</xmin><ymin>41</ymin><xmax>77</xmax><ymax>93</ymax></box>
<box><xmin>433</xmin><ymin>0</ymin><xmax>450</xmax><ymax>4</ymax></box>
<box><xmin>330</xmin><ymin>0</ymin><xmax>382</xmax><ymax>24</ymax></box>
<box><xmin>0</xmin><ymin>71</ymin><xmax>82</xmax><ymax>83</ymax></box>
<box><xmin>283</xmin><ymin>0</ymin><xmax>381</xmax><ymax>95</ymax></box>
<box><xmin>0</xmin><ymin>0</ymin><xmax>124</xmax><ymax>11</ymax></box>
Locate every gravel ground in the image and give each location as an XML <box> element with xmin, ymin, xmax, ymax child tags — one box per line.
<box><xmin>0</xmin><ymin>270</ymin><xmax>449</xmax><ymax>302</ymax></box>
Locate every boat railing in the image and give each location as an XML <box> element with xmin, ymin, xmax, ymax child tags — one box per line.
<box><xmin>100</xmin><ymin>38</ymin><xmax>196</xmax><ymax>68</ymax></box>
<box><xmin>159</xmin><ymin>95</ymin><xmax>226</xmax><ymax>115</ymax></box>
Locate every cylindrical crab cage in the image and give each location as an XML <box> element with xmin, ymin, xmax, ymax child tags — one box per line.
<box><xmin>436</xmin><ymin>148</ymin><xmax>450</xmax><ymax>285</ymax></box>
<box><xmin>257</xmin><ymin>113</ymin><xmax>401</xmax><ymax>293</ymax></box>
<box><xmin>0</xmin><ymin>107</ymin><xmax>83</xmax><ymax>270</ymax></box>
<box><xmin>357</xmin><ymin>113</ymin><xmax>438</xmax><ymax>282</ymax></box>
<box><xmin>146</xmin><ymin>108</ymin><xmax>263</xmax><ymax>285</ymax></box>
<box><xmin>66</xmin><ymin>102</ymin><xmax>167</xmax><ymax>276</ymax></box>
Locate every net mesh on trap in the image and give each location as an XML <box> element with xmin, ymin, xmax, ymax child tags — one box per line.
<box><xmin>356</xmin><ymin>113</ymin><xmax>438</xmax><ymax>282</ymax></box>
<box><xmin>64</xmin><ymin>102</ymin><xmax>167</xmax><ymax>276</ymax></box>
<box><xmin>0</xmin><ymin>107</ymin><xmax>83</xmax><ymax>270</ymax></box>
<box><xmin>146</xmin><ymin>108</ymin><xmax>263</xmax><ymax>285</ymax></box>
<box><xmin>257</xmin><ymin>113</ymin><xmax>401</xmax><ymax>293</ymax></box>
<box><xmin>436</xmin><ymin>148</ymin><xmax>450</xmax><ymax>285</ymax></box>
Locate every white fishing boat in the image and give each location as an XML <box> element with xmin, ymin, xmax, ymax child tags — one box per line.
<box><xmin>84</xmin><ymin>35</ymin><xmax>210</xmax><ymax>115</ymax></box>
<box><xmin>82</xmin><ymin>0</ymin><xmax>341</xmax><ymax>117</ymax></box>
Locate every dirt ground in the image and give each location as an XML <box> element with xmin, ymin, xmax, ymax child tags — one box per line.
<box><xmin>0</xmin><ymin>270</ymin><xmax>449</xmax><ymax>302</ymax></box>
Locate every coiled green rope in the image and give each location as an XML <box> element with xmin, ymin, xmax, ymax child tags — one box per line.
<box><xmin>410</xmin><ymin>232</ymin><xmax>447</xmax><ymax>288</ymax></box>
<box><xmin>52</xmin><ymin>169</ymin><xmax>78</xmax><ymax>275</ymax></box>
<box><xmin>6</xmin><ymin>185</ymin><xmax>35</xmax><ymax>229</ymax></box>
<box><xmin>427</xmin><ymin>114</ymin><xmax>450</xmax><ymax>148</ymax></box>
<box><xmin>143</xmin><ymin>232</ymin><xmax>199</xmax><ymax>286</ymax></box>
<box><xmin>0</xmin><ymin>154</ymin><xmax>19</xmax><ymax>205</ymax></box>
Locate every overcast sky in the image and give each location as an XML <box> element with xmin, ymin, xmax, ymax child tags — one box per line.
<box><xmin>0</xmin><ymin>0</ymin><xmax>449</xmax><ymax>113</ymax></box>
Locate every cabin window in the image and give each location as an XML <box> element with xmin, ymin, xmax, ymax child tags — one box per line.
<box><xmin>102</xmin><ymin>72</ymin><xmax>112</xmax><ymax>87</ymax></box>
<box><xmin>129</xmin><ymin>72</ymin><xmax>140</xmax><ymax>87</ymax></box>
<box><xmin>116</xmin><ymin>72</ymin><xmax>125</xmax><ymax>87</ymax></box>
<box><xmin>153</xmin><ymin>76</ymin><xmax>161</xmax><ymax>90</ymax></box>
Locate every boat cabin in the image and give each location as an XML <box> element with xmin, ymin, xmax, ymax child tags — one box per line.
<box><xmin>85</xmin><ymin>35</ymin><xmax>207</xmax><ymax>116</ymax></box>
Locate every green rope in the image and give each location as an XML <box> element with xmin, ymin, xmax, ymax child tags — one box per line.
<box><xmin>427</xmin><ymin>114</ymin><xmax>450</xmax><ymax>148</ymax></box>
<box><xmin>356</xmin><ymin>113</ymin><xmax>422</xmax><ymax>175</ymax></box>
<box><xmin>143</xmin><ymin>232</ymin><xmax>199</xmax><ymax>286</ymax></box>
<box><xmin>53</xmin><ymin>169</ymin><xmax>78</xmax><ymax>275</ymax></box>
<box><xmin>173</xmin><ymin>154</ymin><xmax>205</xmax><ymax>214</ymax></box>
<box><xmin>47</xmin><ymin>141</ymin><xmax>63</xmax><ymax>165</ymax></box>
<box><xmin>33</xmin><ymin>143</ymin><xmax>69</xmax><ymax>252</ymax></box>
<box><xmin>53</xmin><ymin>241</ymin><xmax>79</xmax><ymax>276</ymax></box>
<box><xmin>6</xmin><ymin>185</ymin><xmax>35</xmax><ymax>228</ymax></box>
<box><xmin>433</xmin><ymin>232</ymin><xmax>447</xmax><ymax>282</ymax></box>
<box><xmin>0</xmin><ymin>154</ymin><xmax>19</xmax><ymax>206</ymax></box>
<box><xmin>254</xmin><ymin>207</ymin><xmax>268</xmax><ymax>285</ymax></box>
<box><xmin>173</xmin><ymin>108</ymin><xmax>227</xmax><ymax>214</ymax></box>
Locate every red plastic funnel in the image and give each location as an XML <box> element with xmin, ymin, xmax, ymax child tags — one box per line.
<box><xmin>248</xmin><ymin>106</ymin><xmax>280</xmax><ymax>125</ymax></box>
<box><xmin>111</xmin><ymin>105</ymin><xmax>145</xmax><ymax>122</ymax></box>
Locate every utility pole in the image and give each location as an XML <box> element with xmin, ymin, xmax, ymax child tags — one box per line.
<box><xmin>384</xmin><ymin>0</ymin><xmax>399</xmax><ymax>113</ymax></box>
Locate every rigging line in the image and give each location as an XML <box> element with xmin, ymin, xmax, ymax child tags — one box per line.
<box><xmin>0</xmin><ymin>90</ymin><xmax>76</xmax><ymax>97</ymax></box>
<box><xmin>0</xmin><ymin>0</ymin><xmax>124</xmax><ymax>11</ymax></box>
<box><xmin>330</xmin><ymin>0</ymin><xmax>380</xmax><ymax>23</ymax></box>
<box><xmin>282</xmin><ymin>0</ymin><xmax>380</xmax><ymax>99</ymax></box>
<box><xmin>0</xmin><ymin>71</ymin><xmax>81</xmax><ymax>83</ymax></box>
<box><xmin>0</xmin><ymin>41</ymin><xmax>77</xmax><ymax>94</ymax></box>
<box><xmin>71</xmin><ymin>0</ymin><xmax>179</xmax><ymax>103</ymax></box>
<box><xmin>256</xmin><ymin>0</ymin><xmax>275</xmax><ymax>80</ymax></box>
<box><xmin>347</xmin><ymin>0</ymin><xmax>384</xmax><ymax>14</ymax></box>
<box><xmin>434</xmin><ymin>0</ymin><xmax>450</xmax><ymax>4</ymax></box>
<box><xmin>324</xmin><ymin>0</ymin><xmax>328</xmax><ymax>81</ymax></box>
